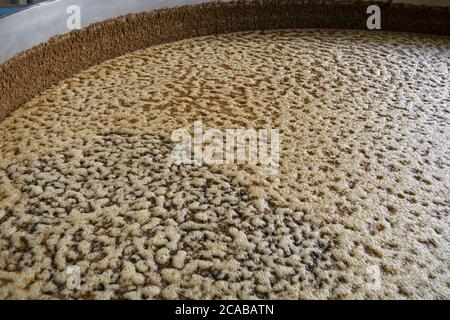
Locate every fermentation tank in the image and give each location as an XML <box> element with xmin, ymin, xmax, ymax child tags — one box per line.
<box><xmin>0</xmin><ymin>0</ymin><xmax>449</xmax><ymax>300</ymax></box>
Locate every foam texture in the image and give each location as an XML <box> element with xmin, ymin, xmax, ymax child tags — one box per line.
<box><xmin>0</xmin><ymin>29</ymin><xmax>449</xmax><ymax>299</ymax></box>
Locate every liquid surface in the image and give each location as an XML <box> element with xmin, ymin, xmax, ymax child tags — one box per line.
<box><xmin>0</xmin><ymin>30</ymin><xmax>449</xmax><ymax>299</ymax></box>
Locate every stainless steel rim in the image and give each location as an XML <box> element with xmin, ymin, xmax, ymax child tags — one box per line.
<box><xmin>0</xmin><ymin>0</ymin><xmax>447</xmax><ymax>64</ymax></box>
<box><xmin>0</xmin><ymin>0</ymin><xmax>227</xmax><ymax>63</ymax></box>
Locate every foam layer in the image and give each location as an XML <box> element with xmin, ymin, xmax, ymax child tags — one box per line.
<box><xmin>0</xmin><ymin>30</ymin><xmax>449</xmax><ymax>299</ymax></box>
<box><xmin>0</xmin><ymin>0</ymin><xmax>449</xmax><ymax>122</ymax></box>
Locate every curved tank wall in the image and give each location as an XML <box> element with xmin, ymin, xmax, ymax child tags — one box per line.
<box><xmin>0</xmin><ymin>0</ymin><xmax>449</xmax><ymax>64</ymax></box>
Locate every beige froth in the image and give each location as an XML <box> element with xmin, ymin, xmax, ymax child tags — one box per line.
<box><xmin>0</xmin><ymin>30</ymin><xmax>449</xmax><ymax>299</ymax></box>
